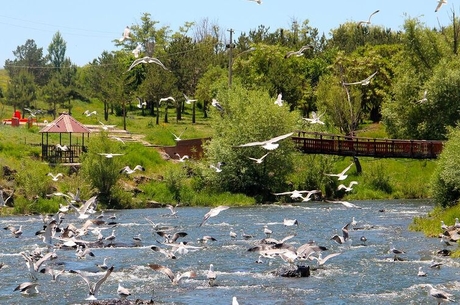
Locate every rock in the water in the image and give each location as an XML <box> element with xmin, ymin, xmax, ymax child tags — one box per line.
<box><xmin>271</xmin><ymin>265</ymin><xmax>310</xmax><ymax>277</ymax></box>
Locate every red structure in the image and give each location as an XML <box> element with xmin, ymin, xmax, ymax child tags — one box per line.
<box><xmin>3</xmin><ymin>110</ymin><xmax>36</xmax><ymax>126</ymax></box>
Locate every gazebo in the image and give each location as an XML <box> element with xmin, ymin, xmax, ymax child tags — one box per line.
<box><xmin>39</xmin><ymin>113</ymin><xmax>91</xmax><ymax>164</ymax></box>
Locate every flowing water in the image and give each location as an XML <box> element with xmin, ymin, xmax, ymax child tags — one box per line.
<box><xmin>0</xmin><ymin>200</ymin><xmax>458</xmax><ymax>305</ymax></box>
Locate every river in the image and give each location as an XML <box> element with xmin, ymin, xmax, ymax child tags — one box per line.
<box><xmin>0</xmin><ymin>200</ymin><xmax>458</xmax><ymax>304</ymax></box>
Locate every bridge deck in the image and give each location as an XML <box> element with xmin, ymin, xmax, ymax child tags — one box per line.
<box><xmin>292</xmin><ymin>131</ymin><xmax>444</xmax><ymax>159</ymax></box>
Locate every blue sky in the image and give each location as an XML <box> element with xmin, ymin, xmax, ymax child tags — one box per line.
<box><xmin>0</xmin><ymin>0</ymin><xmax>456</xmax><ymax>67</ymax></box>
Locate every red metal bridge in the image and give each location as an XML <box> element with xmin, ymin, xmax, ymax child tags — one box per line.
<box><xmin>292</xmin><ymin>131</ymin><xmax>444</xmax><ymax>159</ymax></box>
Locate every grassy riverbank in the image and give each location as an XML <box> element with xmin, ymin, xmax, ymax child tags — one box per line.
<box><xmin>0</xmin><ymin>100</ymin><xmax>441</xmax><ymax>215</ymax></box>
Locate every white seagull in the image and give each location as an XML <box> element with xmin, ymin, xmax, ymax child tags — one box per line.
<box><xmin>127</xmin><ymin>56</ymin><xmax>169</xmax><ymax>72</ymax></box>
<box><xmin>170</xmin><ymin>127</ymin><xmax>187</xmax><ymax>141</ymax></box>
<box><xmin>308</xmin><ymin>252</ymin><xmax>341</xmax><ymax>267</ymax></box>
<box><xmin>210</xmin><ymin>162</ymin><xmax>224</xmax><ymax>173</ymax></box>
<box><xmin>183</xmin><ymin>94</ymin><xmax>197</xmax><ymax>104</ymax></box>
<box><xmin>148</xmin><ymin>264</ymin><xmax>196</xmax><ymax>285</ymax></box>
<box><xmin>47</xmin><ymin>172</ymin><xmax>63</xmax><ymax>181</ymax></box>
<box><xmin>83</xmin><ymin>110</ymin><xmax>97</xmax><ymax>117</ymax></box>
<box><xmin>70</xmin><ymin>266</ymin><xmax>114</xmax><ymax>301</ymax></box>
<box><xmin>132</xmin><ymin>44</ymin><xmax>142</xmax><ymax>58</ymax></box>
<box><xmin>119</xmin><ymin>26</ymin><xmax>131</xmax><ymax>42</ymax></box>
<box><xmin>136</xmin><ymin>97</ymin><xmax>147</xmax><ymax>109</ymax></box>
<box><xmin>357</xmin><ymin>10</ymin><xmax>380</xmax><ymax>27</ymax></box>
<box><xmin>98</xmin><ymin>153</ymin><xmax>124</xmax><ymax>158</ymax></box>
<box><xmin>235</xmin><ymin>132</ymin><xmax>294</xmax><ymax>150</ymax></box>
<box><xmin>424</xmin><ymin>284</ymin><xmax>454</xmax><ymax>303</ymax></box>
<box><xmin>175</xmin><ymin>153</ymin><xmax>189</xmax><ymax>162</ymax></box>
<box><xmin>303</xmin><ymin>111</ymin><xmax>325</xmax><ymax>125</ymax></box>
<box><xmin>331</xmin><ymin>223</ymin><xmax>350</xmax><ymax>244</ymax></box>
<box><xmin>0</xmin><ymin>189</ymin><xmax>14</xmax><ymax>207</ymax></box>
<box><xmin>56</xmin><ymin>144</ymin><xmax>69</xmax><ymax>151</ymax></box>
<box><xmin>207</xmin><ymin>263</ymin><xmax>217</xmax><ymax>287</ymax></box>
<box><xmin>274</xmin><ymin>189</ymin><xmax>319</xmax><ymax>200</ymax></box>
<box><xmin>283</xmin><ymin>218</ymin><xmax>299</xmax><ymax>226</ymax></box>
<box><xmin>211</xmin><ymin>98</ymin><xmax>224</xmax><ymax>112</ymax></box>
<box><xmin>248</xmin><ymin>0</ymin><xmax>262</xmax><ymax>4</ymax></box>
<box><xmin>159</xmin><ymin>96</ymin><xmax>176</xmax><ymax>105</ymax></box>
<box><xmin>284</xmin><ymin>45</ymin><xmax>312</xmax><ymax>58</ymax></box>
<box><xmin>327</xmin><ymin>200</ymin><xmax>362</xmax><ymax>209</ymax></box>
<box><xmin>14</xmin><ymin>282</ymin><xmax>39</xmax><ymax>294</ymax></box>
<box><xmin>435</xmin><ymin>0</ymin><xmax>447</xmax><ymax>12</ymax></box>
<box><xmin>233</xmin><ymin>296</ymin><xmax>240</xmax><ymax>305</ymax></box>
<box><xmin>417</xmin><ymin>266</ymin><xmax>427</xmax><ymax>277</ymax></box>
<box><xmin>325</xmin><ymin>162</ymin><xmax>354</xmax><ymax>181</ymax></box>
<box><xmin>117</xmin><ymin>281</ymin><xmax>131</xmax><ymax>300</ymax></box>
<box><xmin>417</xmin><ymin>90</ymin><xmax>428</xmax><ymax>104</ymax></box>
<box><xmin>248</xmin><ymin>152</ymin><xmax>270</xmax><ymax>164</ymax></box>
<box><xmin>274</xmin><ymin>93</ymin><xmax>283</xmax><ymax>106</ymax></box>
<box><xmin>120</xmin><ymin>165</ymin><xmax>145</xmax><ymax>174</ymax></box>
<box><xmin>199</xmin><ymin>205</ymin><xmax>230</xmax><ymax>227</ymax></box>
<box><xmin>98</xmin><ymin>121</ymin><xmax>116</xmax><ymax>130</ymax></box>
<box><xmin>338</xmin><ymin>181</ymin><xmax>359</xmax><ymax>192</ymax></box>
<box><xmin>343</xmin><ymin>71</ymin><xmax>378</xmax><ymax>86</ymax></box>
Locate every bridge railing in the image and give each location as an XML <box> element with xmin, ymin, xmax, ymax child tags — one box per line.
<box><xmin>292</xmin><ymin>131</ymin><xmax>444</xmax><ymax>159</ymax></box>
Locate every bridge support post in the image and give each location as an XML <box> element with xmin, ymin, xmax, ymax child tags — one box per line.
<box><xmin>353</xmin><ymin>156</ymin><xmax>362</xmax><ymax>174</ymax></box>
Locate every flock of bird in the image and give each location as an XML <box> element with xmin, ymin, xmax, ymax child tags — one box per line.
<box><xmin>0</xmin><ymin>179</ymin><xmax>457</xmax><ymax>304</ymax></box>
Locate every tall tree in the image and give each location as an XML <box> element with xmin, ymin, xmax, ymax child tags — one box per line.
<box><xmin>48</xmin><ymin>31</ymin><xmax>67</xmax><ymax>70</ymax></box>
<box><xmin>5</xmin><ymin>70</ymin><xmax>36</xmax><ymax>114</ymax></box>
<box><xmin>4</xmin><ymin>39</ymin><xmax>50</xmax><ymax>87</ymax></box>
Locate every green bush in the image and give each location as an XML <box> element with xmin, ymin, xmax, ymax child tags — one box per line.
<box><xmin>431</xmin><ymin>127</ymin><xmax>460</xmax><ymax>208</ymax></box>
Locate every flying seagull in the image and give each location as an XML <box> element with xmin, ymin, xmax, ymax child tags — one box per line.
<box><xmin>70</xmin><ymin>266</ymin><xmax>114</xmax><ymax>300</ymax></box>
<box><xmin>417</xmin><ymin>90</ymin><xmax>428</xmax><ymax>104</ymax></box>
<box><xmin>127</xmin><ymin>56</ymin><xmax>169</xmax><ymax>72</ymax></box>
<box><xmin>159</xmin><ymin>96</ymin><xmax>176</xmax><ymax>104</ymax></box>
<box><xmin>284</xmin><ymin>45</ymin><xmax>312</xmax><ymax>58</ymax></box>
<box><xmin>83</xmin><ymin>110</ymin><xmax>97</xmax><ymax>117</ymax></box>
<box><xmin>343</xmin><ymin>71</ymin><xmax>378</xmax><ymax>86</ymax></box>
<box><xmin>337</xmin><ymin>181</ymin><xmax>358</xmax><ymax>192</ymax></box>
<box><xmin>274</xmin><ymin>93</ymin><xmax>283</xmax><ymax>106</ymax></box>
<box><xmin>98</xmin><ymin>121</ymin><xmax>116</xmax><ymax>130</ymax></box>
<box><xmin>119</xmin><ymin>26</ymin><xmax>131</xmax><ymax>42</ymax></box>
<box><xmin>120</xmin><ymin>165</ymin><xmax>145</xmax><ymax>174</ymax></box>
<box><xmin>175</xmin><ymin>153</ymin><xmax>189</xmax><ymax>162</ymax></box>
<box><xmin>47</xmin><ymin>172</ymin><xmax>63</xmax><ymax>181</ymax></box>
<box><xmin>303</xmin><ymin>111</ymin><xmax>325</xmax><ymax>125</ymax></box>
<box><xmin>248</xmin><ymin>0</ymin><xmax>262</xmax><ymax>4</ymax></box>
<box><xmin>183</xmin><ymin>94</ymin><xmax>197</xmax><ymax>104</ymax></box>
<box><xmin>327</xmin><ymin>200</ymin><xmax>362</xmax><ymax>209</ymax></box>
<box><xmin>325</xmin><ymin>162</ymin><xmax>354</xmax><ymax>181</ymax></box>
<box><xmin>435</xmin><ymin>0</ymin><xmax>447</xmax><ymax>12</ymax></box>
<box><xmin>248</xmin><ymin>152</ymin><xmax>270</xmax><ymax>164</ymax></box>
<box><xmin>14</xmin><ymin>282</ymin><xmax>39</xmax><ymax>294</ymax></box>
<box><xmin>136</xmin><ymin>97</ymin><xmax>147</xmax><ymax>109</ymax></box>
<box><xmin>210</xmin><ymin>162</ymin><xmax>224</xmax><ymax>173</ymax></box>
<box><xmin>357</xmin><ymin>10</ymin><xmax>380</xmax><ymax>27</ymax></box>
<box><xmin>199</xmin><ymin>205</ymin><xmax>230</xmax><ymax>227</ymax></box>
<box><xmin>148</xmin><ymin>264</ymin><xmax>196</xmax><ymax>285</ymax></box>
<box><xmin>98</xmin><ymin>153</ymin><xmax>124</xmax><ymax>158</ymax></box>
<box><xmin>170</xmin><ymin>127</ymin><xmax>187</xmax><ymax>141</ymax></box>
<box><xmin>132</xmin><ymin>44</ymin><xmax>142</xmax><ymax>58</ymax></box>
<box><xmin>235</xmin><ymin>132</ymin><xmax>294</xmax><ymax>150</ymax></box>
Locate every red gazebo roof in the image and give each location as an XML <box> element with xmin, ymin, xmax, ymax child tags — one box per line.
<box><xmin>39</xmin><ymin>113</ymin><xmax>91</xmax><ymax>133</ymax></box>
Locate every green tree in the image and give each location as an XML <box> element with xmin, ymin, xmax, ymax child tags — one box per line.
<box><xmin>5</xmin><ymin>70</ymin><xmax>36</xmax><ymax>114</ymax></box>
<box><xmin>48</xmin><ymin>31</ymin><xmax>67</xmax><ymax>70</ymax></box>
<box><xmin>5</xmin><ymin>39</ymin><xmax>50</xmax><ymax>87</ymax></box>
<box><xmin>80</xmin><ymin>133</ymin><xmax>125</xmax><ymax>207</ymax></box>
<box><xmin>202</xmin><ymin>85</ymin><xmax>298</xmax><ymax>201</ymax></box>
<box><xmin>431</xmin><ymin>127</ymin><xmax>460</xmax><ymax>208</ymax></box>
<box><xmin>42</xmin><ymin>74</ymin><xmax>66</xmax><ymax>119</ymax></box>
